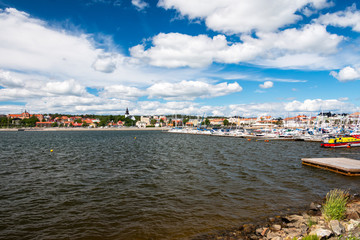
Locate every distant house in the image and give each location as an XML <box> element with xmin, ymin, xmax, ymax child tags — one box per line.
<box><xmin>209</xmin><ymin>118</ymin><xmax>225</xmax><ymax>126</ymax></box>
<box><xmin>7</xmin><ymin>110</ymin><xmax>44</xmax><ymax>121</ymax></box>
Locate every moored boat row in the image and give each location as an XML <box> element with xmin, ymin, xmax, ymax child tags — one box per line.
<box><xmin>168</xmin><ymin>127</ymin><xmax>360</xmax><ymax>147</ymax></box>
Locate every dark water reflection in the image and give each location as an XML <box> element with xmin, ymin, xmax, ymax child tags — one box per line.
<box><xmin>0</xmin><ymin>130</ymin><xmax>359</xmax><ymax>239</ymax></box>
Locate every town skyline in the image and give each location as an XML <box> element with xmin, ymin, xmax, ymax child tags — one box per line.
<box><xmin>0</xmin><ymin>0</ymin><xmax>360</xmax><ymax>116</ymax></box>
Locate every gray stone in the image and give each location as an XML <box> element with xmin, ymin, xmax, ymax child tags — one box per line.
<box><xmin>309</xmin><ymin>228</ymin><xmax>332</xmax><ymax>239</ymax></box>
<box><xmin>329</xmin><ymin>220</ymin><xmax>345</xmax><ymax>236</ymax></box>
<box><xmin>347</xmin><ymin>219</ymin><xmax>360</xmax><ymax>232</ymax></box>
<box><xmin>285</xmin><ymin>215</ymin><xmax>304</xmax><ymax>222</ymax></box>
<box><xmin>271</xmin><ymin>224</ymin><xmax>282</xmax><ymax>231</ymax></box>
<box><xmin>310</xmin><ymin>202</ymin><xmax>321</xmax><ymax>210</ymax></box>
<box><xmin>267</xmin><ymin>231</ymin><xmax>280</xmax><ymax>239</ymax></box>
<box><xmin>284</xmin><ymin>228</ymin><xmax>303</xmax><ymax>239</ymax></box>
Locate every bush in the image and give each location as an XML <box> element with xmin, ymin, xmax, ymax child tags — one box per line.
<box><xmin>322</xmin><ymin>189</ymin><xmax>349</xmax><ymax>221</ymax></box>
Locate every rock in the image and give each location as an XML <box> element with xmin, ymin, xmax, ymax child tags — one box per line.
<box><xmin>284</xmin><ymin>227</ymin><xmax>303</xmax><ymax>239</ymax></box>
<box><xmin>310</xmin><ymin>202</ymin><xmax>322</xmax><ymax>210</ymax></box>
<box><xmin>285</xmin><ymin>215</ymin><xmax>304</xmax><ymax>222</ymax></box>
<box><xmin>271</xmin><ymin>224</ymin><xmax>282</xmax><ymax>231</ymax></box>
<box><xmin>309</xmin><ymin>228</ymin><xmax>332</xmax><ymax>239</ymax></box>
<box><xmin>256</xmin><ymin>227</ymin><xmax>269</xmax><ymax>236</ymax></box>
<box><xmin>242</xmin><ymin>224</ymin><xmax>255</xmax><ymax>234</ymax></box>
<box><xmin>299</xmin><ymin>223</ymin><xmax>308</xmax><ymax>234</ymax></box>
<box><xmin>347</xmin><ymin>219</ymin><xmax>360</xmax><ymax>232</ymax></box>
<box><xmin>329</xmin><ymin>220</ymin><xmax>345</xmax><ymax>236</ymax></box>
<box><xmin>271</xmin><ymin>237</ymin><xmax>283</xmax><ymax>240</ymax></box>
<box><xmin>346</xmin><ymin>210</ymin><xmax>360</xmax><ymax>220</ymax></box>
<box><xmin>267</xmin><ymin>231</ymin><xmax>280</xmax><ymax>239</ymax></box>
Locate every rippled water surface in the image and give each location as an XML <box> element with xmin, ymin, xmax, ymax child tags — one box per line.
<box><xmin>1</xmin><ymin>130</ymin><xmax>359</xmax><ymax>240</ymax></box>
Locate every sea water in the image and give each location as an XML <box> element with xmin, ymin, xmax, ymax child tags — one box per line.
<box><xmin>0</xmin><ymin>130</ymin><xmax>359</xmax><ymax>239</ymax></box>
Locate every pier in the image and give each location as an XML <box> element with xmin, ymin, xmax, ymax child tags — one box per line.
<box><xmin>302</xmin><ymin>157</ymin><xmax>360</xmax><ymax>176</ymax></box>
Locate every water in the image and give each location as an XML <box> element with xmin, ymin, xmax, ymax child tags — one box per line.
<box><xmin>0</xmin><ymin>130</ymin><xmax>359</xmax><ymax>240</ymax></box>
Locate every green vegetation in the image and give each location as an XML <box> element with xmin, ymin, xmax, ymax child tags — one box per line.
<box><xmin>302</xmin><ymin>235</ymin><xmax>320</xmax><ymax>240</ymax></box>
<box><xmin>292</xmin><ymin>235</ymin><xmax>319</xmax><ymax>240</ymax></box>
<box><xmin>307</xmin><ymin>218</ymin><xmax>317</xmax><ymax>228</ymax></box>
<box><xmin>322</xmin><ymin>189</ymin><xmax>349</xmax><ymax>221</ymax></box>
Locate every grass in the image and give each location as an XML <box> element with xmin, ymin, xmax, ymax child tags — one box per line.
<box><xmin>302</xmin><ymin>235</ymin><xmax>320</xmax><ymax>240</ymax></box>
<box><xmin>321</xmin><ymin>189</ymin><xmax>349</xmax><ymax>221</ymax></box>
<box><xmin>307</xmin><ymin>218</ymin><xmax>317</xmax><ymax>228</ymax></box>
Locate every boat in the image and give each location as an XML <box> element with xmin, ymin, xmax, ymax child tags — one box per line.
<box><xmin>321</xmin><ymin>134</ymin><xmax>360</xmax><ymax>148</ymax></box>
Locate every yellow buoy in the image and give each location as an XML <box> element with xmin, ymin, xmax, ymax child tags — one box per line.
<box><xmin>134</xmin><ymin>137</ymin><xmax>136</xmax><ymax>139</ymax></box>
<box><xmin>50</xmin><ymin>149</ymin><xmax>53</xmax><ymax>152</ymax></box>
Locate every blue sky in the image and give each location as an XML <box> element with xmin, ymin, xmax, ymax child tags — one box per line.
<box><xmin>0</xmin><ymin>0</ymin><xmax>359</xmax><ymax>117</ymax></box>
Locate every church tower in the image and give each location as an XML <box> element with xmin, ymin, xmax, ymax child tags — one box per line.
<box><xmin>125</xmin><ymin>108</ymin><xmax>129</xmax><ymax>118</ymax></box>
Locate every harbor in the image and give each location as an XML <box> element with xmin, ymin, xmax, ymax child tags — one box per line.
<box><xmin>1</xmin><ymin>130</ymin><xmax>359</xmax><ymax>240</ymax></box>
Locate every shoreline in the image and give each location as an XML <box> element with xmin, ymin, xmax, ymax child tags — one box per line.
<box><xmin>0</xmin><ymin>127</ymin><xmax>168</xmax><ymax>132</ymax></box>
<box><xmin>192</xmin><ymin>193</ymin><xmax>360</xmax><ymax>240</ymax></box>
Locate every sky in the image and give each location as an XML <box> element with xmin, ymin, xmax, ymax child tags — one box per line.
<box><xmin>0</xmin><ymin>0</ymin><xmax>360</xmax><ymax>117</ymax></box>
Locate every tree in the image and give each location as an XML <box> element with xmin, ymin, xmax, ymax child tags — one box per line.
<box><xmin>21</xmin><ymin>116</ymin><xmax>39</xmax><ymax>127</ymax></box>
<box><xmin>150</xmin><ymin>119</ymin><xmax>157</xmax><ymax>126</ymax></box>
<box><xmin>82</xmin><ymin>121</ymin><xmax>89</xmax><ymax>127</ymax></box>
<box><xmin>204</xmin><ymin>118</ymin><xmax>210</xmax><ymax>126</ymax></box>
<box><xmin>223</xmin><ymin>119</ymin><xmax>229</xmax><ymax>126</ymax></box>
<box><xmin>0</xmin><ymin>117</ymin><xmax>9</xmax><ymax>128</ymax></box>
<box><xmin>51</xmin><ymin>122</ymin><xmax>58</xmax><ymax>127</ymax></box>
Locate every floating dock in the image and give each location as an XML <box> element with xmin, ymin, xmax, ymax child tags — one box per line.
<box><xmin>302</xmin><ymin>158</ymin><xmax>360</xmax><ymax>176</ymax></box>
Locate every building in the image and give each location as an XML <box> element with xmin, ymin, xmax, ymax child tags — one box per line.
<box><xmin>7</xmin><ymin>110</ymin><xmax>44</xmax><ymax>121</ymax></box>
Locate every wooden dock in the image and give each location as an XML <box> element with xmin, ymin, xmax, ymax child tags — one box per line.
<box><xmin>302</xmin><ymin>158</ymin><xmax>360</xmax><ymax>176</ymax></box>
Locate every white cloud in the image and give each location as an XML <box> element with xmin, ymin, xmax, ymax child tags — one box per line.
<box><xmin>284</xmin><ymin>99</ymin><xmax>347</xmax><ymax>112</ymax></box>
<box><xmin>101</xmin><ymin>85</ymin><xmax>145</xmax><ymax>99</ymax></box>
<box><xmin>330</xmin><ymin>66</ymin><xmax>360</xmax><ymax>82</ymax></box>
<box><xmin>147</xmin><ymin>80</ymin><xmax>242</xmax><ymax>100</ymax></box>
<box><xmin>130</xmin><ymin>33</ymin><xmax>230</xmax><ymax>68</ymax></box>
<box><xmin>132</xmin><ymin>0</ymin><xmax>149</xmax><ymax>10</ymax></box>
<box><xmin>158</xmin><ymin>0</ymin><xmax>331</xmax><ymax>34</ymax></box>
<box><xmin>259</xmin><ymin>81</ymin><xmax>274</xmax><ymax>89</ymax></box>
<box><xmin>0</xmin><ymin>88</ymin><xmax>42</xmax><ymax>101</ymax></box>
<box><xmin>228</xmin><ymin>99</ymin><xmax>357</xmax><ymax>116</ymax></box>
<box><xmin>258</xmin><ymin>24</ymin><xmax>342</xmax><ymax>55</ymax></box>
<box><xmin>317</xmin><ymin>4</ymin><xmax>360</xmax><ymax>32</ymax></box>
<box><xmin>0</xmin><ymin>70</ymin><xmax>24</xmax><ymax>88</ymax></box>
<box><xmin>131</xmin><ymin>24</ymin><xmax>342</xmax><ymax>69</ymax></box>
<box><xmin>92</xmin><ymin>53</ymin><xmax>121</xmax><ymax>73</ymax></box>
<box><xmin>43</xmin><ymin>79</ymin><xmax>87</xmax><ymax>96</ymax></box>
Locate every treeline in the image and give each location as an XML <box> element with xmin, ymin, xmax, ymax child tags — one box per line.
<box><xmin>0</xmin><ymin>116</ymin><xmax>39</xmax><ymax>128</ymax></box>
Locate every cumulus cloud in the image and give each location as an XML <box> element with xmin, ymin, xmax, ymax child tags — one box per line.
<box><xmin>131</xmin><ymin>24</ymin><xmax>342</xmax><ymax>68</ymax></box>
<box><xmin>132</xmin><ymin>0</ymin><xmax>149</xmax><ymax>10</ymax></box>
<box><xmin>0</xmin><ymin>70</ymin><xmax>24</xmax><ymax>88</ymax></box>
<box><xmin>284</xmin><ymin>99</ymin><xmax>346</xmax><ymax>112</ymax></box>
<box><xmin>330</xmin><ymin>66</ymin><xmax>360</xmax><ymax>82</ymax></box>
<box><xmin>259</xmin><ymin>81</ymin><xmax>274</xmax><ymax>89</ymax></box>
<box><xmin>318</xmin><ymin>4</ymin><xmax>360</xmax><ymax>32</ymax></box>
<box><xmin>130</xmin><ymin>34</ymin><xmax>231</xmax><ymax>68</ymax></box>
<box><xmin>228</xmin><ymin>98</ymin><xmax>356</xmax><ymax>116</ymax></box>
<box><xmin>92</xmin><ymin>53</ymin><xmax>121</xmax><ymax>73</ymax></box>
<box><xmin>101</xmin><ymin>85</ymin><xmax>145</xmax><ymax>99</ymax></box>
<box><xmin>147</xmin><ymin>80</ymin><xmax>242</xmax><ymax>100</ymax></box>
<box><xmin>158</xmin><ymin>0</ymin><xmax>331</xmax><ymax>34</ymax></box>
<box><xmin>43</xmin><ymin>79</ymin><xmax>87</xmax><ymax>96</ymax></box>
